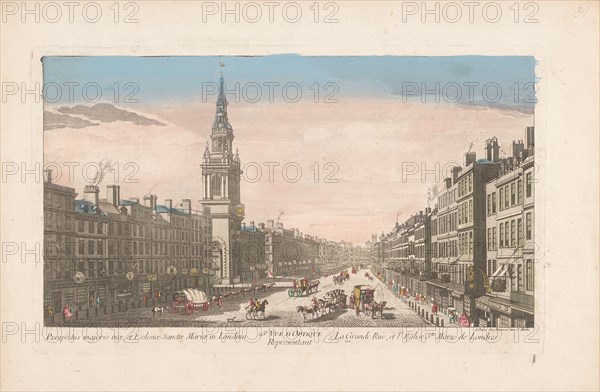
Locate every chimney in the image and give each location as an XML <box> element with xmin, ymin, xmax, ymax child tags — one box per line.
<box><xmin>107</xmin><ymin>185</ymin><xmax>120</xmax><ymax>207</ymax></box>
<box><xmin>491</xmin><ymin>137</ymin><xmax>500</xmax><ymax>162</ymax></box>
<box><xmin>84</xmin><ymin>185</ymin><xmax>100</xmax><ymax>205</ymax></box>
<box><xmin>419</xmin><ymin>210</ymin><xmax>423</xmax><ymax>216</ymax></box>
<box><xmin>258</xmin><ymin>222</ymin><xmax>265</xmax><ymax>230</ymax></box>
<box><xmin>425</xmin><ymin>207</ymin><xmax>431</xmax><ymax>215</ymax></box>
<box><xmin>44</xmin><ymin>169</ymin><xmax>53</xmax><ymax>183</ymax></box>
<box><xmin>444</xmin><ymin>177</ymin><xmax>452</xmax><ymax>189</ymax></box>
<box><xmin>242</xmin><ymin>222</ymin><xmax>246</xmax><ymax>230</ymax></box>
<box><xmin>267</xmin><ymin>220</ymin><xmax>274</xmax><ymax>228</ymax></box>
<box><xmin>165</xmin><ymin>199</ymin><xmax>173</xmax><ymax>210</ymax></box>
<box><xmin>249</xmin><ymin>221</ymin><xmax>255</xmax><ymax>229</ymax></box>
<box><xmin>512</xmin><ymin>140</ymin><xmax>525</xmax><ymax>159</ymax></box>
<box><xmin>276</xmin><ymin>222</ymin><xmax>284</xmax><ymax>229</ymax></box>
<box><xmin>181</xmin><ymin>199</ymin><xmax>191</xmax><ymax>214</ymax></box>
<box><xmin>526</xmin><ymin>126</ymin><xmax>535</xmax><ymax>155</ymax></box>
<box><xmin>485</xmin><ymin>140</ymin><xmax>492</xmax><ymax>161</ymax></box>
<box><xmin>465</xmin><ymin>151</ymin><xmax>476</xmax><ymax>166</ymax></box>
<box><xmin>451</xmin><ymin>166</ymin><xmax>461</xmax><ymax>183</ymax></box>
<box><xmin>143</xmin><ymin>194</ymin><xmax>157</xmax><ymax>211</ymax></box>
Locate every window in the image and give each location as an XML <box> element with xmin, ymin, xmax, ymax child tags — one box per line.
<box><xmin>487</xmin><ymin>228</ymin><xmax>491</xmax><ymax>249</ymax></box>
<box><xmin>510</xmin><ymin>183</ymin><xmax>516</xmax><ymax>206</ymax></box>
<box><xmin>78</xmin><ymin>220</ymin><xmax>84</xmax><ymax>232</ymax></box>
<box><xmin>468</xmin><ymin>199</ymin><xmax>473</xmax><ymax>223</ymax></box>
<box><xmin>97</xmin><ymin>240</ymin><xmax>103</xmax><ymax>255</ymax></box>
<box><xmin>504</xmin><ymin>222</ymin><xmax>509</xmax><ymax>247</ymax></box>
<box><xmin>499</xmin><ymin>188</ymin><xmax>504</xmax><ymax>211</ymax></box>
<box><xmin>492</xmin><ymin>227</ymin><xmax>497</xmax><ymax>250</ymax></box>
<box><xmin>517</xmin><ymin>218</ymin><xmax>523</xmax><ymax>247</ymax></box>
<box><xmin>88</xmin><ymin>240</ymin><xmax>95</xmax><ymax>255</ymax></box>
<box><xmin>526</xmin><ymin>260</ymin><xmax>534</xmax><ymax>291</ymax></box>
<box><xmin>487</xmin><ymin>195</ymin><xmax>491</xmax><ymax>216</ymax></box>
<box><xmin>526</xmin><ymin>213</ymin><xmax>532</xmax><ymax>240</ymax></box>
<box><xmin>90</xmin><ymin>221</ymin><xmax>95</xmax><ymax>234</ymax></box>
<box><xmin>526</xmin><ymin>172</ymin><xmax>532</xmax><ymax>197</ymax></box>
<box><xmin>510</xmin><ymin>220</ymin><xmax>516</xmax><ymax>247</ymax></box>
<box><xmin>517</xmin><ymin>180</ymin><xmax>523</xmax><ymax>205</ymax></box>
<box><xmin>211</xmin><ymin>175</ymin><xmax>222</xmax><ymax>197</ymax></box>
<box><xmin>504</xmin><ymin>185</ymin><xmax>509</xmax><ymax>208</ymax></box>
<box><xmin>468</xmin><ymin>231</ymin><xmax>473</xmax><ymax>255</ymax></box>
<box><xmin>492</xmin><ymin>192</ymin><xmax>496</xmax><ymax>213</ymax></box>
<box><xmin>78</xmin><ymin>239</ymin><xmax>85</xmax><ymax>255</ymax></box>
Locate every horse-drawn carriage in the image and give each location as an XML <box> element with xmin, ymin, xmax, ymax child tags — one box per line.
<box><xmin>170</xmin><ymin>288</ymin><xmax>220</xmax><ymax>315</ymax></box>
<box><xmin>288</xmin><ymin>278</ymin><xmax>320</xmax><ymax>297</ymax></box>
<box><xmin>323</xmin><ymin>289</ymin><xmax>347</xmax><ymax>309</ymax></box>
<box><xmin>333</xmin><ymin>270</ymin><xmax>350</xmax><ymax>285</ymax></box>
<box><xmin>351</xmin><ymin>285</ymin><xmax>385</xmax><ymax>318</ymax></box>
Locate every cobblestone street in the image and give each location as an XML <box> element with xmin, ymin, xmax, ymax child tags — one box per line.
<box><xmin>59</xmin><ymin>268</ymin><xmax>427</xmax><ymax>328</ymax></box>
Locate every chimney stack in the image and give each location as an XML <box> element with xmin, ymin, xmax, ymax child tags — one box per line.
<box><xmin>444</xmin><ymin>177</ymin><xmax>452</xmax><ymax>189</ymax></box>
<box><xmin>451</xmin><ymin>166</ymin><xmax>461</xmax><ymax>183</ymax></box>
<box><xmin>267</xmin><ymin>220</ymin><xmax>274</xmax><ymax>228</ymax></box>
<box><xmin>526</xmin><ymin>126</ymin><xmax>535</xmax><ymax>155</ymax></box>
<box><xmin>181</xmin><ymin>199</ymin><xmax>191</xmax><ymax>214</ymax></box>
<box><xmin>165</xmin><ymin>199</ymin><xmax>173</xmax><ymax>210</ymax></box>
<box><xmin>512</xmin><ymin>140</ymin><xmax>525</xmax><ymax>159</ymax></box>
<box><xmin>258</xmin><ymin>222</ymin><xmax>265</xmax><ymax>230</ymax></box>
<box><xmin>276</xmin><ymin>222</ymin><xmax>284</xmax><ymax>229</ymax></box>
<box><xmin>465</xmin><ymin>151</ymin><xmax>476</xmax><ymax>166</ymax></box>
<box><xmin>84</xmin><ymin>185</ymin><xmax>100</xmax><ymax>206</ymax></box>
<box><xmin>143</xmin><ymin>194</ymin><xmax>157</xmax><ymax>211</ymax></box>
<box><xmin>486</xmin><ymin>140</ymin><xmax>492</xmax><ymax>161</ymax></box>
<box><xmin>107</xmin><ymin>185</ymin><xmax>120</xmax><ymax>207</ymax></box>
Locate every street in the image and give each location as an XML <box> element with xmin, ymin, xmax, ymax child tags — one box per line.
<box><xmin>60</xmin><ymin>268</ymin><xmax>428</xmax><ymax>327</ymax></box>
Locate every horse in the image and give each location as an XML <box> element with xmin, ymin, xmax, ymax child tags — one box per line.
<box><xmin>296</xmin><ymin>305</ymin><xmax>318</xmax><ymax>322</ymax></box>
<box><xmin>246</xmin><ymin>299</ymin><xmax>269</xmax><ymax>320</ymax></box>
<box><xmin>371</xmin><ymin>301</ymin><xmax>386</xmax><ymax>318</ymax></box>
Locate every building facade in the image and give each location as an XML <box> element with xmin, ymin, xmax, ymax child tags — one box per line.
<box><xmin>370</xmin><ymin>126</ymin><xmax>535</xmax><ymax>326</ymax></box>
<box><xmin>477</xmin><ymin>128</ymin><xmax>535</xmax><ymax>327</ymax></box>
<box><xmin>43</xmin><ymin>180</ymin><xmax>213</xmax><ymax>320</ymax></box>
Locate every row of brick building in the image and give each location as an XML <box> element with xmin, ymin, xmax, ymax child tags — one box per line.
<box><xmin>370</xmin><ymin>126</ymin><xmax>535</xmax><ymax>327</ymax></box>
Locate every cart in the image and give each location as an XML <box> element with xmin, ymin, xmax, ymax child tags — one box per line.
<box><xmin>170</xmin><ymin>288</ymin><xmax>210</xmax><ymax>315</ymax></box>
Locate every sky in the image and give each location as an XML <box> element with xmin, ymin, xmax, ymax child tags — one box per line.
<box><xmin>43</xmin><ymin>55</ymin><xmax>536</xmax><ymax>244</ymax></box>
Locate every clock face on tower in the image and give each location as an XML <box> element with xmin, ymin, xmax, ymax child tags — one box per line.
<box><xmin>236</xmin><ymin>205</ymin><xmax>245</xmax><ymax>218</ymax></box>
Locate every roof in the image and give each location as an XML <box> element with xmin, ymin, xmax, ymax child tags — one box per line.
<box><xmin>74</xmin><ymin>200</ymin><xmax>107</xmax><ymax>216</ymax></box>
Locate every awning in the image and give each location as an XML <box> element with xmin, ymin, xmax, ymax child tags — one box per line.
<box><xmin>491</xmin><ymin>264</ymin><xmax>509</xmax><ymax>278</ymax></box>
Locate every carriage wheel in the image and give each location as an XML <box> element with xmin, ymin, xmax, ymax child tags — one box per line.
<box><xmin>170</xmin><ymin>303</ymin><xmax>178</xmax><ymax>314</ymax></box>
<box><xmin>202</xmin><ymin>302</ymin><xmax>209</xmax><ymax>311</ymax></box>
<box><xmin>245</xmin><ymin>309</ymin><xmax>252</xmax><ymax>320</ymax></box>
<box><xmin>288</xmin><ymin>288</ymin><xmax>293</xmax><ymax>297</ymax></box>
<box><xmin>185</xmin><ymin>301</ymin><xmax>194</xmax><ymax>315</ymax></box>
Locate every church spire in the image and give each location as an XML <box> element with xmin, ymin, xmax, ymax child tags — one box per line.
<box><xmin>212</xmin><ymin>74</ymin><xmax>232</xmax><ymax>133</ymax></box>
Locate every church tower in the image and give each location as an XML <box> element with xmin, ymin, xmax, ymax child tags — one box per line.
<box><xmin>201</xmin><ymin>75</ymin><xmax>244</xmax><ymax>285</ymax></box>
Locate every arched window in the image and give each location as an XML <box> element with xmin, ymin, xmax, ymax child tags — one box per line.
<box><xmin>211</xmin><ymin>175</ymin><xmax>222</xmax><ymax>198</ymax></box>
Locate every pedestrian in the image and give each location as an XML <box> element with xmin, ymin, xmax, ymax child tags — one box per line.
<box><xmin>63</xmin><ymin>305</ymin><xmax>72</xmax><ymax>320</ymax></box>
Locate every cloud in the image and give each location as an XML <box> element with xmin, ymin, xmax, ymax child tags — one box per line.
<box><xmin>57</xmin><ymin>103</ymin><xmax>166</xmax><ymax>127</ymax></box>
<box><xmin>43</xmin><ymin>111</ymin><xmax>100</xmax><ymax>130</ymax></box>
